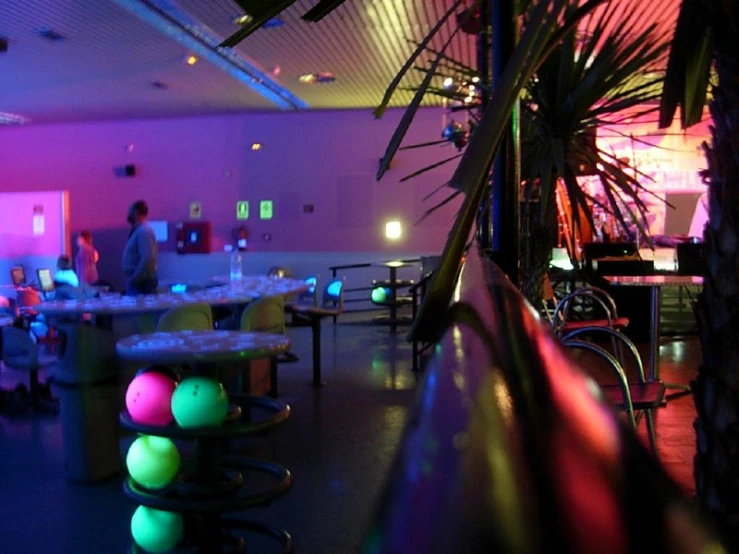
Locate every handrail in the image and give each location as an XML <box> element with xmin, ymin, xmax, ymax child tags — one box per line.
<box><xmin>361</xmin><ymin>241</ymin><xmax>720</xmax><ymax>553</ymax></box>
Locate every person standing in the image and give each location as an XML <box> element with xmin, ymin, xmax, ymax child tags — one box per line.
<box><xmin>122</xmin><ymin>200</ymin><xmax>158</xmax><ymax>295</ymax></box>
<box><xmin>75</xmin><ymin>230</ymin><xmax>99</xmax><ymax>285</ymax></box>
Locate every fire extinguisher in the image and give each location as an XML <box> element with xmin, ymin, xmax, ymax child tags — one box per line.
<box><xmin>232</xmin><ymin>226</ymin><xmax>248</xmax><ymax>251</ymax></box>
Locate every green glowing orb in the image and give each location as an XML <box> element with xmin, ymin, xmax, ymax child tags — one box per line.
<box><xmin>126</xmin><ymin>435</ymin><xmax>180</xmax><ymax>489</ymax></box>
<box><xmin>371</xmin><ymin>287</ymin><xmax>388</xmax><ymax>304</ymax></box>
<box><xmin>171</xmin><ymin>376</ymin><xmax>229</xmax><ymax>428</ymax></box>
<box><xmin>131</xmin><ymin>506</ymin><xmax>183</xmax><ymax>553</ymax></box>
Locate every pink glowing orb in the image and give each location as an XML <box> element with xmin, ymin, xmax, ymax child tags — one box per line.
<box><xmin>126</xmin><ymin>372</ymin><xmax>177</xmax><ymax>426</ymax></box>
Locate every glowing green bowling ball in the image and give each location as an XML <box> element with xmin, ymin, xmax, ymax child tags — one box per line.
<box><xmin>126</xmin><ymin>435</ymin><xmax>180</xmax><ymax>489</ymax></box>
<box><xmin>170</xmin><ymin>376</ymin><xmax>229</xmax><ymax>428</ymax></box>
<box><xmin>371</xmin><ymin>287</ymin><xmax>388</xmax><ymax>304</ymax></box>
<box><xmin>131</xmin><ymin>505</ymin><xmax>183</xmax><ymax>553</ymax></box>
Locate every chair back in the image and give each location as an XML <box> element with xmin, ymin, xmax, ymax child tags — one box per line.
<box><xmin>156</xmin><ymin>303</ymin><xmax>213</xmax><ymax>332</ymax></box>
<box><xmin>295</xmin><ymin>275</ymin><xmax>319</xmax><ymax>306</ymax></box>
<box><xmin>2</xmin><ymin>326</ymin><xmax>39</xmax><ymax>370</ymax></box>
<box><xmin>321</xmin><ymin>278</ymin><xmax>345</xmax><ymax>313</ymax></box>
<box><xmin>240</xmin><ymin>296</ymin><xmax>286</xmax><ymax>334</ymax></box>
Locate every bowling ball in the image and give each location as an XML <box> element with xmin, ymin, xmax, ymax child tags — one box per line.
<box><xmin>131</xmin><ymin>505</ymin><xmax>183</xmax><ymax>553</ymax></box>
<box><xmin>126</xmin><ymin>435</ymin><xmax>180</xmax><ymax>489</ymax></box>
<box><xmin>371</xmin><ymin>287</ymin><xmax>388</xmax><ymax>304</ymax></box>
<box><xmin>126</xmin><ymin>371</ymin><xmax>178</xmax><ymax>426</ymax></box>
<box><xmin>171</xmin><ymin>376</ymin><xmax>229</xmax><ymax>428</ymax></box>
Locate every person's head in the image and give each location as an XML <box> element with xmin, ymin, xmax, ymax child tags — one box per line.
<box><xmin>57</xmin><ymin>255</ymin><xmax>73</xmax><ymax>271</ymax></box>
<box><xmin>77</xmin><ymin>229</ymin><xmax>93</xmax><ymax>247</ymax></box>
<box><xmin>127</xmin><ymin>200</ymin><xmax>149</xmax><ymax>226</ymax></box>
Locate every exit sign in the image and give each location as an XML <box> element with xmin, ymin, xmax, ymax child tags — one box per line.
<box><xmin>236</xmin><ymin>201</ymin><xmax>249</xmax><ymax>220</ymax></box>
<box><xmin>259</xmin><ymin>200</ymin><xmax>273</xmax><ymax>220</ymax></box>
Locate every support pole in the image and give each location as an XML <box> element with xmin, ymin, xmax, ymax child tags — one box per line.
<box><xmin>476</xmin><ymin>0</ymin><xmax>492</xmax><ymax>248</ymax></box>
<box><xmin>490</xmin><ymin>0</ymin><xmax>520</xmax><ymax>283</ymax></box>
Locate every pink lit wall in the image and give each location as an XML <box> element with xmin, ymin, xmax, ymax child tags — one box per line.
<box><xmin>0</xmin><ymin>109</ymin><xmax>462</xmax><ymax>287</ymax></box>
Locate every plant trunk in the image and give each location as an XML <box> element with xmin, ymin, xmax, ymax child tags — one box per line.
<box><xmin>694</xmin><ymin>0</ymin><xmax>739</xmax><ymax>545</ymax></box>
<box><xmin>520</xmin><ymin>192</ymin><xmax>558</xmax><ymax>306</ymax></box>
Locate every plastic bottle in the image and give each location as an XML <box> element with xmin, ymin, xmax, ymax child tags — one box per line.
<box><xmin>230</xmin><ymin>249</ymin><xmax>243</xmax><ymax>285</ymax></box>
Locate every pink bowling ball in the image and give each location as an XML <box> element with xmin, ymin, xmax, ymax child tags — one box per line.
<box><xmin>126</xmin><ymin>372</ymin><xmax>177</xmax><ymax>426</ymax></box>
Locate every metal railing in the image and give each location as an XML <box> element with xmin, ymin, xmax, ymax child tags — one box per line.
<box><xmin>361</xmin><ymin>241</ymin><xmax>721</xmax><ymax>553</ymax></box>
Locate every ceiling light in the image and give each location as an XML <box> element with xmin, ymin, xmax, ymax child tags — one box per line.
<box><xmin>233</xmin><ymin>14</ymin><xmax>253</xmax><ymax>26</ymax></box>
<box><xmin>185</xmin><ymin>54</ymin><xmax>198</xmax><ymax>65</ymax></box>
<box><xmin>251</xmin><ymin>142</ymin><xmax>262</xmax><ymax>151</ymax></box>
<box><xmin>0</xmin><ymin>111</ymin><xmax>30</xmax><ymax>125</ymax></box>
<box><xmin>35</xmin><ymin>28</ymin><xmax>66</xmax><ymax>41</ymax></box>
<box><xmin>464</xmin><ymin>96</ymin><xmax>473</xmax><ymax>104</ymax></box>
<box><xmin>471</xmin><ymin>76</ymin><xmax>480</xmax><ymax>83</ymax></box>
<box><xmin>442</xmin><ymin>77</ymin><xmax>454</xmax><ymax>89</ymax></box>
<box><xmin>298</xmin><ymin>72</ymin><xmax>336</xmax><ymax>84</ymax></box>
<box><xmin>263</xmin><ymin>18</ymin><xmax>285</xmax><ymax>29</ymax></box>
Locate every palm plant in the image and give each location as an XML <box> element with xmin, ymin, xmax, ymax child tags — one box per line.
<box><xmin>374</xmin><ymin>0</ymin><xmax>672</xmax><ymax>317</ymax></box>
<box><xmin>660</xmin><ymin>0</ymin><xmax>739</xmax><ymax>544</ymax></box>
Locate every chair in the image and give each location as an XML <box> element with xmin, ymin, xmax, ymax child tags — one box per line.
<box><xmin>156</xmin><ymin>303</ymin><xmax>214</xmax><ymax>332</ymax></box>
<box><xmin>563</xmin><ymin>326</ymin><xmax>665</xmax><ymax>455</ymax></box>
<box><xmin>1</xmin><ymin>326</ymin><xmax>58</xmax><ymax>413</ymax></box>
<box><xmin>240</xmin><ymin>296</ymin><xmax>288</xmax><ymax>397</ymax></box>
<box><xmin>286</xmin><ymin>276</ymin><xmax>319</xmax><ymax>313</ymax></box>
<box><xmin>285</xmin><ymin>278</ymin><xmax>345</xmax><ymax>386</ymax></box>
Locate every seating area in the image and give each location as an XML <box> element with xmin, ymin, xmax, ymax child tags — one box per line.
<box><xmin>0</xmin><ymin>0</ymin><xmax>730</xmax><ymax>551</ymax></box>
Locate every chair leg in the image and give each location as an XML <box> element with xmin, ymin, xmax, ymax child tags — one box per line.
<box><xmin>645</xmin><ymin>409</ymin><xmax>658</xmax><ymax>457</ymax></box>
<box><xmin>269</xmin><ymin>357</ymin><xmax>278</xmax><ymax>398</ymax></box>
<box><xmin>311</xmin><ymin>318</ymin><xmax>324</xmax><ymax>386</ymax></box>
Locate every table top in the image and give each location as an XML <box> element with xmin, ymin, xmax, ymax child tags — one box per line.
<box><xmin>116</xmin><ymin>330</ymin><xmax>290</xmax><ymax>364</ymax></box>
<box><xmin>604</xmin><ymin>275</ymin><xmax>704</xmax><ymax>287</ymax></box>
<box><xmin>372</xmin><ymin>260</ymin><xmax>417</xmax><ymax>269</ymax></box>
<box><xmin>207</xmin><ymin>275</ymin><xmax>310</xmax><ymax>295</ymax></box>
<box><xmin>36</xmin><ymin>287</ymin><xmax>257</xmax><ymax>316</ymax></box>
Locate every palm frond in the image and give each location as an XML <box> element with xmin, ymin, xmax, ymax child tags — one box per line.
<box><xmin>401</xmin><ymin>154</ymin><xmax>464</xmax><ymax>183</ymax></box>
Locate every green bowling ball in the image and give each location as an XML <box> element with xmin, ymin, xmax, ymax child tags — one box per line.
<box><xmin>371</xmin><ymin>287</ymin><xmax>388</xmax><ymax>304</ymax></box>
<box><xmin>131</xmin><ymin>505</ymin><xmax>183</xmax><ymax>553</ymax></box>
<box><xmin>126</xmin><ymin>435</ymin><xmax>180</xmax><ymax>489</ymax></box>
<box><xmin>171</xmin><ymin>376</ymin><xmax>229</xmax><ymax>428</ymax></box>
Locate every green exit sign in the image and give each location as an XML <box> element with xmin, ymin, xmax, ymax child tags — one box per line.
<box><xmin>236</xmin><ymin>201</ymin><xmax>249</xmax><ymax>220</ymax></box>
<box><xmin>259</xmin><ymin>200</ymin><xmax>273</xmax><ymax>220</ymax></box>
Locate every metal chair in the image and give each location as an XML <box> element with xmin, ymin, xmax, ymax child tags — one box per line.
<box><xmin>285</xmin><ymin>278</ymin><xmax>345</xmax><ymax>385</ymax></box>
<box><xmin>285</xmin><ymin>276</ymin><xmax>319</xmax><ymax>314</ymax></box>
<box><xmin>563</xmin><ymin>327</ymin><xmax>665</xmax><ymax>455</ymax></box>
<box><xmin>1</xmin><ymin>326</ymin><xmax>58</xmax><ymax>413</ymax></box>
<box><xmin>156</xmin><ymin>303</ymin><xmax>214</xmax><ymax>332</ymax></box>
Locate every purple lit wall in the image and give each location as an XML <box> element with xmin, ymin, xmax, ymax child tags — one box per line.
<box><xmin>0</xmin><ymin>108</ymin><xmax>462</xmax><ymax>287</ymax></box>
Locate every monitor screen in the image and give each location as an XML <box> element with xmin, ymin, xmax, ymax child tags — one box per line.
<box><xmin>37</xmin><ymin>268</ymin><xmax>54</xmax><ymax>292</ymax></box>
<box><xmin>10</xmin><ymin>266</ymin><xmax>26</xmax><ymax>287</ymax></box>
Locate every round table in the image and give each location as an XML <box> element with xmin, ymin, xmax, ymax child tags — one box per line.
<box><xmin>35</xmin><ymin>286</ymin><xmax>258</xmax><ymax>317</ymax></box>
<box><xmin>116</xmin><ymin>330</ymin><xmax>290</xmax><ymax>365</ymax></box>
<box><xmin>209</xmin><ymin>275</ymin><xmax>310</xmax><ymax>297</ymax></box>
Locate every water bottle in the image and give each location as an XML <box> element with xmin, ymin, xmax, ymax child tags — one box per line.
<box><xmin>230</xmin><ymin>249</ymin><xmax>243</xmax><ymax>285</ymax></box>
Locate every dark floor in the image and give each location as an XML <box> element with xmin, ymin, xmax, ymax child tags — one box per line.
<box><xmin>0</xmin><ymin>321</ymin><xmax>699</xmax><ymax>553</ymax></box>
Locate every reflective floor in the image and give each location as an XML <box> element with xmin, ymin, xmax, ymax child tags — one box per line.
<box><xmin>0</xmin><ymin>322</ymin><xmax>698</xmax><ymax>553</ymax></box>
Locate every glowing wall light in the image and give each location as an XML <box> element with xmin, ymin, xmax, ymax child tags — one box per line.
<box><xmin>385</xmin><ymin>221</ymin><xmax>402</xmax><ymax>240</ymax></box>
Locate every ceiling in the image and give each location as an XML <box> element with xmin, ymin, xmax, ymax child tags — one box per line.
<box><xmin>0</xmin><ymin>0</ymin><xmax>677</xmax><ymax>125</ymax></box>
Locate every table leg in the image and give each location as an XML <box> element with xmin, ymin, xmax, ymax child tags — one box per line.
<box><xmin>650</xmin><ymin>286</ymin><xmax>692</xmax><ymax>396</ymax></box>
<box><xmin>649</xmin><ymin>286</ymin><xmax>661</xmax><ymax>381</ymax></box>
<box><xmin>389</xmin><ymin>267</ymin><xmax>398</xmax><ymax>330</ymax></box>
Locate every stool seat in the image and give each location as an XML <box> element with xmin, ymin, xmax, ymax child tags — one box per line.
<box><xmin>602</xmin><ymin>381</ymin><xmax>665</xmax><ymax>410</ymax></box>
<box><xmin>372</xmin><ymin>279</ymin><xmax>414</xmax><ymax>288</ymax></box>
<box><xmin>560</xmin><ymin>317</ymin><xmax>629</xmax><ymax>332</ymax></box>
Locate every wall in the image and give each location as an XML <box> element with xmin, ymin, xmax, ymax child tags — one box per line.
<box><xmin>0</xmin><ymin>108</ymin><xmax>462</xmax><ymax>289</ymax></box>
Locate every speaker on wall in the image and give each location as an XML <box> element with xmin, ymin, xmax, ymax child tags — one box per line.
<box><xmin>114</xmin><ymin>164</ymin><xmax>137</xmax><ymax>178</ymax></box>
